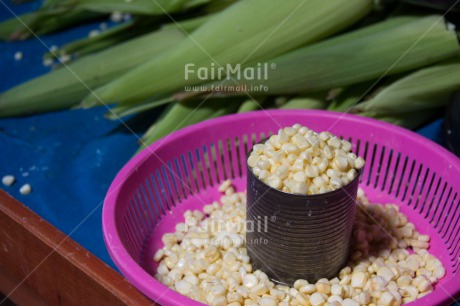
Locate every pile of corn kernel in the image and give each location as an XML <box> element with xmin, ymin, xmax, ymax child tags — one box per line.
<box><xmin>247</xmin><ymin>124</ymin><xmax>365</xmax><ymax>195</ymax></box>
<box><xmin>154</xmin><ymin>181</ymin><xmax>446</xmax><ymax>306</ymax></box>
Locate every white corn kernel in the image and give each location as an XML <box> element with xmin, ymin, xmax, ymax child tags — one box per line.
<box><xmin>290</xmin><ymin>181</ymin><xmax>308</xmax><ymax>194</ymax></box>
<box><xmin>295</xmin><ymin>292</ymin><xmax>309</xmax><ymax>306</ymax></box>
<box><xmin>212</xmin><ymin>296</ymin><xmax>227</xmax><ymax>306</ymax></box>
<box><xmin>292</xmin><ymin>134</ymin><xmax>309</xmax><ymax>149</ymax></box>
<box><xmin>253</xmin><ymin>144</ymin><xmax>265</xmax><ymax>154</ymax></box>
<box><xmin>14</xmin><ymin>51</ymin><xmax>23</xmax><ymax>61</ymax></box>
<box><xmin>176</xmin><ymin>280</ymin><xmax>192</xmax><ymax>295</ymax></box>
<box><xmin>278</xmin><ymin>129</ymin><xmax>289</xmax><ymax>143</ymax></box>
<box><xmin>259</xmin><ymin>296</ymin><xmax>277</xmax><ymax>306</ymax></box>
<box><xmin>331</xmin><ymin>284</ymin><xmax>343</xmax><ymax>296</ymax></box>
<box><xmin>341</xmin><ymin>141</ymin><xmax>352</xmax><ymax>152</ymax></box>
<box><xmin>327</xmin><ymin>137</ymin><xmax>342</xmax><ymax>149</ymax></box>
<box><xmin>154</xmin><ymin>249</ymin><xmax>164</xmax><ymax>262</ymax></box>
<box><xmin>19</xmin><ymin>183</ymin><xmax>32</xmax><ymax>195</ymax></box>
<box><xmin>299</xmin><ymin>284</ymin><xmax>316</xmax><ymax>294</ymax></box>
<box><xmin>299</xmin><ymin>151</ymin><xmax>312</xmax><ymax>163</ymax></box>
<box><xmin>433</xmin><ymin>266</ymin><xmax>446</xmax><ymax>279</ymax></box>
<box><xmin>351</xmin><ymin>271</ymin><xmax>367</xmax><ymax>288</ymax></box>
<box><xmin>355</xmin><ymin>157</ymin><xmax>365</xmax><ymax>169</ymax></box>
<box><xmin>243</xmin><ymin>274</ymin><xmax>258</xmax><ymax>289</ymax></box>
<box><xmin>377</xmin><ymin>266</ymin><xmax>395</xmax><ymax>282</ymax></box>
<box><xmin>252</xmin><ymin>167</ymin><xmax>262</xmax><ymax>176</ymax></box>
<box><xmin>356</xmin><ymin>291</ymin><xmax>370</xmax><ymax>304</ymax></box>
<box><xmin>292</xmin><ymin>159</ymin><xmax>305</xmax><ymax>172</ymax></box>
<box><xmin>257</xmin><ymin>160</ymin><xmax>271</xmax><ymax>170</ymax></box>
<box><xmin>316</xmin><ymin>282</ymin><xmax>331</xmax><ymax>294</ymax></box>
<box><xmin>310</xmin><ymin>292</ymin><xmax>325</xmax><ymax>306</ymax></box>
<box><xmin>347</xmin><ymin>169</ymin><xmax>357</xmax><ymax>181</ymax></box>
<box><xmin>342</xmin><ymin>298</ymin><xmax>359</xmax><ymax>306</ymax></box>
<box><xmin>248</xmin><ymin>155</ymin><xmax>260</xmax><ymax>168</ymax></box>
<box><xmin>329</xmin><ymin>177</ymin><xmax>343</xmax><ymax>190</ymax></box>
<box><xmin>294</xmin><ymin>279</ymin><xmax>309</xmax><ymax>289</ymax></box>
<box><xmin>293</xmin><ymin>171</ymin><xmax>307</xmax><ymax>183</ymax></box>
<box><xmin>305</xmin><ymin>165</ymin><xmax>319</xmax><ymax>178</ymax></box>
<box><xmin>2</xmin><ymin>175</ymin><xmax>15</xmax><ymax>186</ymax></box>
<box><xmin>211</xmin><ymin>284</ymin><xmax>226</xmax><ymax>296</ymax></box>
<box><xmin>275</xmin><ymin>165</ymin><xmax>289</xmax><ymax>180</ymax></box>
<box><xmin>298</xmin><ymin>127</ymin><xmax>309</xmax><ymax>135</ymax></box>
<box><xmin>307</xmin><ymin>136</ymin><xmax>320</xmax><ymax>147</ymax></box>
<box><xmin>334</xmin><ymin>155</ymin><xmax>349</xmax><ymax>171</ymax></box>
<box><xmin>417</xmin><ymin>277</ymin><xmax>432</xmax><ymax>293</ymax></box>
<box><xmin>259</xmin><ymin>170</ymin><xmax>271</xmax><ymax>180</ymax></box>
<box><xmin>379</xmin><ymin>291</ymin><xmax>395</xmax><ymax>306</ymax></box>
<box><xmin>282</xmin><ymin>143</ymin><xmax>299</xmax><ymax>154</ymax></box>
<box><xmin>265</xmin><ymin>175</ymin><xmax>282</xmax><ymax>190</ymax></box>
<box><xmin>270</xmin><ymin>288</ymin><xmax>286</xmax><ymax>300</ymax></box>
<box><xmin>251</xmin><ymin>283</ymin><xmax>269</xmax><ymax>295</ymax></box>
<box><xmin>326</xmin><ymin>169</ymin><xmax>339</xmax><ymax>178</ymax></box>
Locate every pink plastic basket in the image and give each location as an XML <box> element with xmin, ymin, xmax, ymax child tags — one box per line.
<box><xmin>103</xmin><ymin>110</ymin><xmax>460</xmax><ymax>306</ymax></box>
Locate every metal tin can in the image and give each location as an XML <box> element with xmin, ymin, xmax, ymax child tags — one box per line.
<box><xmin>246</xmin><ymin>163</ymin><xmax>360</xmax><ymax>285</ymax></box>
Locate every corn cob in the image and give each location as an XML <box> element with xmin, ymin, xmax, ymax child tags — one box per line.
<box><xmin>187</xmin><ymin>16</ymin><xmax>458</xmax><ymax>97</ymax></box>
<box><xmin>280</xmin><ymin>97</ymin><xmax>329</xmax><ymax>110</ymax></box>
<box><xmin>81</xmin><ymin>0</ymin><xmax>373</xmax><ymax>107</ymax></box>
<box><xmin>0</xmin><ymin>27</ymin><xmax>188</xmax><ymax>116</ymax></box>
<box><xmin>106</xmin><ymin>96</ymin><xmax>174</xmax><ymax>119</ymax></box>
<box><xmin>138</xmin><ymin>99</ymin><xmax>242</xmax><ymax>151</ymax></box>
<box><xmin>352</xmin><ymin>61</ymin><xmax>460</xmax><ymax>115</ymax></box>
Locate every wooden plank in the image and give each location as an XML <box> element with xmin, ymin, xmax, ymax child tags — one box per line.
<box><xmin>0</xmin><ymin>190</ymin><xmax>155</xmax><ymax>306</ymax></box>
<box><xmin>0</xmin><ymin>266</ymin><xmax>48</xmax><ymax>306</ymax></box>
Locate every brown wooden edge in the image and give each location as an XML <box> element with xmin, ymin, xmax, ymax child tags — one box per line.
<box><xmin>0</xmin><ymin>190</ymin><xmax>156</xmax><ymax>306</ymax></box>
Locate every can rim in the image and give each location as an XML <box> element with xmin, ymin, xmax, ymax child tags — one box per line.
<box><xmin>246</xmin><ymin>163</ymin><xmax>362</xmax><ymax>200</ymax></box>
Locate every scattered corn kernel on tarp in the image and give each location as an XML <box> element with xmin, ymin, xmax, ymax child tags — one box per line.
<box><xmin>0</xmin><ymin>2</ymin><xmax>447</xmax><ymax>274</ymax></box>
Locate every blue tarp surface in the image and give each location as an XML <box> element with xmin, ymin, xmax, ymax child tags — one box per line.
<box><xmin>0</xmin><ymin>1</ymin><xmax>144</xmax><ymax>269</ymax></box>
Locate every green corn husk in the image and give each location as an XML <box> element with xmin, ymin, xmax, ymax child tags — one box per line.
<box><xmin>0</xmin><ymin>12</ymin><xmax>36</xmax><ymax>40</ymax></box>
<box><xmin>138</xmin><ymin>98</ymin><xmax>242</xmax><ymax>151</ymax></box>
<box><xmin>327</xmin><ymin>81</ymin><xmax>376</xmax><ymax>112</ymax></box>
<box><xmin>44</xmin><ymin>20</ymin><xmax>136</xmax><ymax>59</ymax></box>
<box><xmin>52</xmin><ymin>14</ymin><xmax>217</xmax><ymax>59</ymax></box>
<box><xmin>106</xmin><ymin>96</ymin><xmax>174</xmax><ymax>119</ymax></box>
<box><xmin>280</xmin><ymin>97</ymin><xmax>329</xmax><ymax>110</ymax></box>
<box><xmin>361</xmin><ymin>108</ymin><xmax>445</xmax><ymax>130</ymax></box>
<box><xmin>188</xmin><ymin>16</ymin><xmax>459</xmax><ymax>97</ymax></box>
<box><xmin>161</xmin><ymin>14</ymin><xmax>215</xmax><ymax>33</ymax></box>
<box><xmin>203</xmin><ymin>0</ymin><xmax>237</xmax><ymax>14</ymax></box>
<box><xmin>0</xmin><ymin>9</ymin><xmax>102</xmax><ymax>40</ymax></box>
<box><xmin>58</xmin><ymin>0</ymin><xmax>212</xmax><ymax>15</ymax></box>
<box><xmin>0</xmin><ymin>0</ymin><xmax>214</xmax><ymax>40</ymax></box>
<box><xmin>140</xmin><ymin>103</ymin><xmax>175</xmax><ymax>142</ymax></box>
<box><xmin>352</xmin><ymin>61</ymin><xmax>460</xmax><ymax>115</ymax></box>
<box><xmin>0</xmin><ymin>27</ymin><xmax>187</xmax><ymax>117</ymax></box>
<box><xmin>237</xmin><ymin>98</ymin><xmax>265</xmax><ymax>113</ymax></box>
<box><xmin>81</xmin><ymin>0</ymin><xmax>373</xmax><ymax>107</ymax></box>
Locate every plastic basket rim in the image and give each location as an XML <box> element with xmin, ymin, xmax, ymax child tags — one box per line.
<box><xmin>103</xmin><ymin>109</ymin><xmax>460</xmax><ymax>306</ymax></box>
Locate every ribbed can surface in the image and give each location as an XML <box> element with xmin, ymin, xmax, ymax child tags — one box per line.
<box><xmin>246</xmin><ymin>164</ymin><xmax>359</xmax><ymax>285</ymax></box>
